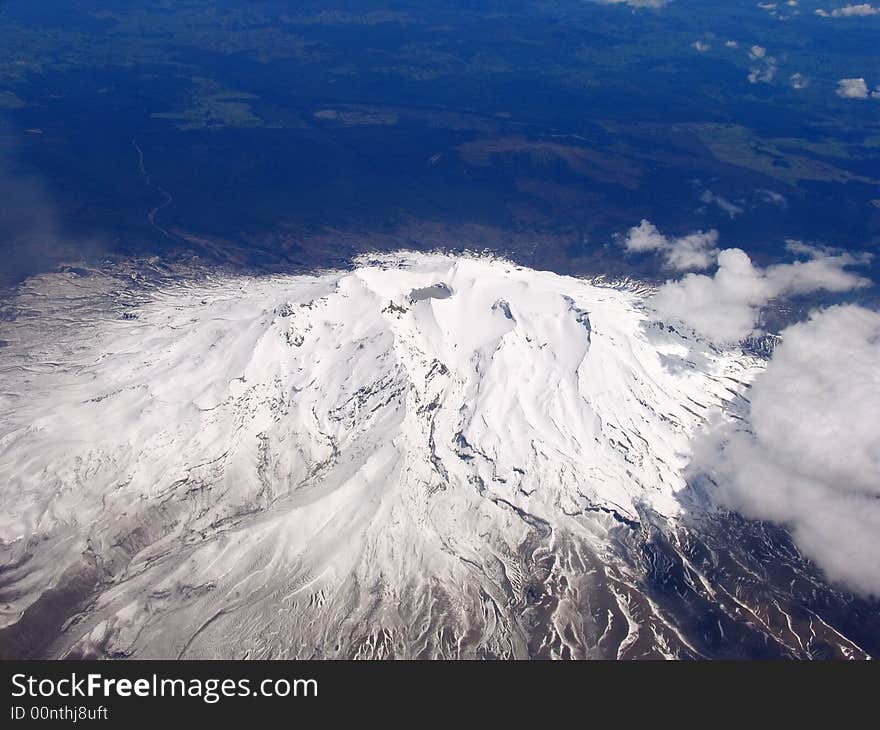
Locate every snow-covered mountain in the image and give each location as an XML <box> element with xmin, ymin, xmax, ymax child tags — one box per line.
<box><xmin>0</xmin><ymin>254</ymin><xmax>873</xmax><ymax>659</ymax></box>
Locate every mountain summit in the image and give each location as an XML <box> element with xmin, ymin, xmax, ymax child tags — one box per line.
<box><xmin>0</xmin><ymin>254</ymin><xmax>871</xmax><ymax>659</ymax></box>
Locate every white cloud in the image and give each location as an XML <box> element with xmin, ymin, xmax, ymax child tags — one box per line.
<box><xmin>749</xmin><ymin>65</ymin><xmax>777</xmax><ymax>84</ymax></box>
<box><xmin>694</xmin><ymin>305</ymin><xmax>880</xmax><ymax>597</ymax></box>
<box><xmin>648</xmin><ymin>246</ymin><xmax>870</xmax><ymax>343</ymax></box>
<box><xmin>817</xmin><ymin>3</ymin><xmax>880</xmax><ymax>15</ymax></box>
<box><xmin>758</xmin><ymin>0</ymin><xmax>799</xmax><ymax>17</ymax></box>
<box><xmin>614</xmin><ymin>225</ymin><xmax>876</xmax><ymax>596</ymax></box>
<box><xmin>622</xmin><ymin>219</ymin><xmax>668</xmax><ymax>252</ymax></box>
<box><xmin>836</xmin><ymin>77</ymin><xmax>870</xmax><ymax>98</ymax></box>
<box><xmin>749</xmin><ymin>45</ymin><xmax>767</xmax><ymax>60</ymax></box>
<box><xmin>692</xmin><ymin>40</ymin><xmax>710</xmax><ymax>52</ymax></box>
<box><xmin>789</xmin><ymin>72</ymin><xmax>809</xmax><ymax>89</ymax></box>
<box><xmin>747</xmin><ymin>46</ymin><xmax>778</xmax><ymax>84</ymax></box>
<box><xmin>619</xmin><ymin>219</ymin><xmax>719</xmax><ymax>271</ymax></box>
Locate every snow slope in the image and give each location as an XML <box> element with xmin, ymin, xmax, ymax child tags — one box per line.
<box><xmin>0</xmin><ymin>253</ymin><xmax>868</xmax><ymax>659</ymax></box>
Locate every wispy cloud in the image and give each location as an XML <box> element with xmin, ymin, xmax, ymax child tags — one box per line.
<box><xmin>0</xmin><ymin>142</ymin><xmax>104</xmax><ymax>287</ymax></box>
<box><xmin>700</xmin><ymin>190</ymin><xmax>744</xmax><ymax>218</ymax></box>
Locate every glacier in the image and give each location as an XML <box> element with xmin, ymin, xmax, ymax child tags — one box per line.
<box><xmin>0</xmin><ymin>253</ymin><xmax>874</xmax><ymax>659</ymax></box>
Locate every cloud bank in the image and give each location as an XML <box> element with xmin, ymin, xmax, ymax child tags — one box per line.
<box><xmin>694</xmin><ymin>305</ymin><xmax>880</xmax><ymax>597</ymax></box>
<box><xmin>621</xmin><ymin>218</ymin><xmax>878</xmax><ymax>595</ymax></box>
<box><xmin>649</xmin><ymin>245</ymin><xmax>870</xmax><ymax>343</ymax></box>
<box><xmin>620</xmin><ymin>223</ymin><xmax>871</xmax><ymax>343</ymax></box>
